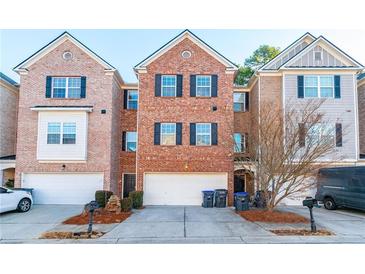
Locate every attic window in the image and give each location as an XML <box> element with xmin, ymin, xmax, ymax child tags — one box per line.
<box><xmin>314</xmin><ymin>51</ymin><xmax>322</xmax><ymax>61</ymax></box>
<box><xmin>181</xmin><ymin>50</ymin><xmax>192</xmax><ymax>59</ymax></box>
<box><xmin>62</xmin><ymin>51</ymin><xmax>73</xmax><ymax>60</ymax></box>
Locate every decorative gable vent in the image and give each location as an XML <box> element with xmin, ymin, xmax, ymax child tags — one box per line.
<box><xmin>181</xmin><ymin>50</ymin><xmax>192</xmax><ymax>59</ymax></box>
<box><xmin>62</xmin><ymin>51</ymin><xmax>73</xmax><ymax>60</ymax></box>
<box><xmin>314</xmin><ymin>51</ymin><xmax>322</xmax><ymax>61</ymax></box>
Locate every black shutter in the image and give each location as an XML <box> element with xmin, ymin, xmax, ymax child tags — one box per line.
<box><xmin>245</xmin><ymin>92</ymin><xmax>250</xmax><ymax>111</ymax></box>
<box><xmin>190</xmin><ymin>123</ymin><xmax>196</xmax><ymax>145</ymax></box>
<box><xmin>299</xmin><ymin>123</ymin><xmax>305</xmax><ymax>147</ymax></box>
<box><xmin>211</xmin><ymin>75</ymin><xmax>218</xmax><ymax>97</ymax></box>
<box><xmin>46</xmin><ymin>76</ymin><xmax>52</xmax><ymax>98</ymax></box>
<box><xmin>123</xmin><ymin>90</ymin><xmax>128</xmax><ymax>109</ymax></box>
<box><xmin>211</xmin><ymin>123</ymin><xmax>218</xmax><ymax>145</ymax></box>
<box><xmin>176</xmin><ymin>123</ymin><xmax>182</xmax><ymax>145</ymax></box>
<box><xmin>334</xmin><ymin>75</ymin><xmax>341</xmax><ymax>99</ymax></box>
<box><xmin>336</xmin><ymin>123</ymin><xmax>342</xmax><ymax>147</ymax></box>
<box><xmin>154</xmin><ymin>123</ymin><xmax>161</xmax><ymax>145</ymax></box>
<box><xmin>155</xmin><ymin>74</ymin><xmax>161</xmax><ymax>97</ymax></box>
<box><xmin>122</xmin><ymin>132</ymin><xmax>126</xmax><ymax>151</ymax></box>
<box><xmin>176</xmin><ymin>75</ymin><xmax>183</xmax><ymax>97</ymax></box>
<box><xmin>244</xmin><ymin>133</ymin><xmax>248</xmax><ymax>152</ymax></box>
<box><xmin>80</xmin><ymin>76</ymin><xmax>86</xmax><ymax>98</ymax></box>
<box><xmin>297</xmin><ymin>75</ymin><xmax>304</xmax><ymax>98</ymax></box>
<box><xmin>190</xmin><ymin>75</ymin><xmax>196</xmax><ymax>97</ymax></box>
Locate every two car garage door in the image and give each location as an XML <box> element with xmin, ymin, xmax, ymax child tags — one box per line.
<box><xmin>143</xmin><ymin>173</ymin><xmax>228</xmax><ymax>205</ymax></box>
<box><xmin>22</xmin><ymin>173</ymin><xmax>103</xmax><ymax>204</ymax></box>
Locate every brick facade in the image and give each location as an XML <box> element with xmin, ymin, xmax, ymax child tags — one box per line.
<box><xmin>136</xmin><ymin>38</ymin><xmax>236</xmax><ymax>204</ymax></box>
<box><xmin>358</xmin><ymin>80</ymin><xmax>365</xmax><ymax>155</ymax></box>
<box><xmin>14</xmin><ymin>40</ymin><xmax>122</xmax><ymax>192</ymax></box>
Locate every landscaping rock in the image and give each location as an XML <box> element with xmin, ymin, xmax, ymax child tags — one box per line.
<box><xmin>105</xmin><ymin>195</ymin><xmax>121</xmax><ymax>213</ymax></box>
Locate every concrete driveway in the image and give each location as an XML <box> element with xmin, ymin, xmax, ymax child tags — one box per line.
<box><xmin>0</xmin><ymin>205</ymin><xmax>83</xmax><ymax>241</ymax></box>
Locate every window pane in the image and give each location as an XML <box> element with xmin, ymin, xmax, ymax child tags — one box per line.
<box><xmin>53</xmin><ymin>78</ymin><xmax>66</xmax><ymax>88</ymax></box>
<box><xmin>196</xmin><ymin>135</ymin><xmax>210</xmax><ymax>146</ymax></box>
<box><xmin>197</xmin><ymin>76</ymin><xmax>211</xmax><ymax>87</ymax></box>
<box><xmin>47</xmin><ymin>123</ymin><xmax>61</xmax><ymax>144</ymax></box>
<box><xmin>161</xmin><ymin>134</ymin><xmax>176</xmax><ymax>145</ymax></box>
<box><xmin>126</xmin><ymin>132</ymin><xmax>137</xmax><ymax>152</ymax></box>
<box><xmin>320</xmin><ymin>87</ymin><xmax>333</xmax><ymax>98</ymax></box>
<box><xmin>234</xmin><ymin>93</ymin><xmax>245</xmax><ymax>103</ymax></box>
<box><xmin>68</xmin><ymin>78</ymin><xmax>81</xmax><ymax>87</ymax></box>
<box><xmin>63</xmin><ymin>123</ymin><xmax>76</xmax><ymax>144</ymax></box>
<box><xmin>196</xmin><ymin>123</ymin><xmax>211</xmax><ymax>146</ymax></box>
<box><xmin>162</xmin><ymin>75</ymin><xmax>176</xmax><ymax>86</ymax></box>
<box><xmin>161</xmin><ymin>123</ymin><xmax>176</xmax><ymax>145</ymax></box>
<box><xmin>68</xmin><ymin>88</ymin><xmax>81</xmax><ymax>98</ymax></box>
<box><xmin>196</xmin><ymin>87</ymin><xmax>210</xmax><ymax>97</ymax></box>
<box><xmin>162</xmin><ymin>87</ymin><xmax>175</xmax><ymax>97</ymax></box>
<box><xmin>128</xmin><ymin>90</ymin><xmax>138</xmax><ymax>109</ymax></box>
<box><xmin>304</xmin><ymin>76</ymin><xmax>318</xmax><ymax>87</ymax></box>
<box><xmin>304</xmin><ymin>87</ymin><xmax>318</xmax><ymax>97</ymax></box>
<box><xmin>52</xmin><ymin>88</ymin><xmax>66</xmax><ymax>98</ymax></box>
<box><xmin>320</xmin><ymin>76</ymin><xmax>333</xmax><ymax>86</ymax></box>
<box><xmin>161</xmin><ymin>123</ymin><xmax>176</xmax><ymax>134</ymax></box>
<box><xmin>234</xmin><ymin>133</ymin><xmax>242</xmax><ymax>152</ymax></box>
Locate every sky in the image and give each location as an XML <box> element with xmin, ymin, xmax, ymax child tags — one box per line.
<box><xmin>1</xmin><ymin>29</ymin><xmax>364</xmax><ymax>83</ymax></box>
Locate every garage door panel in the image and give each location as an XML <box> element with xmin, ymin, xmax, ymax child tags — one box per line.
<box><xmin>22</xmin><ymin>173</ymin><xmax>104</xmax><ymax>204</ymax></box>
<box><xmin>144</xmin><ymin>173</ymin><xmax>227</xmax><ymax>205</ymax></box>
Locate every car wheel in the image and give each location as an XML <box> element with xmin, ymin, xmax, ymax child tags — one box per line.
<box><xmin>17</xmin><ymin>198</ymin><xmax>32</xmax><ymax>212</ymax></box>
<box><xmin>323</xmin><ymin>197</ymin><xmax>336</xmax><ymax>210</ymax></box>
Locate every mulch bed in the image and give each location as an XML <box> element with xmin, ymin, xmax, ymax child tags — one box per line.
<box><xmin>270</xmin><ymin>229</ymin><xmax>333</xmax><ymax>236</ymax></box>
<box><xmin>63</xmin><ymin>209</ymin><xmax>132</xmax><ymax>225</ymax></box>
<box><xmin>238</xmin><ymin>209</ymin><xmax>309</xmax><ymax>223</ymax></box>
<box><xmin>40</xmin><ymin>231</ymin><xmax>105</xmax><ymax>239</ymax></box>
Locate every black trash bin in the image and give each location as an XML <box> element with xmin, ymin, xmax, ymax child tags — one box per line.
<box><xmin>214</xmin><ymin>189</ymin><xmax>228</xmax><ymax>208</ymax></box>
<box><xmin>234</xmin><ymin>192</ymin><xmax>247</xmax><ymax>207</ymax></box>
<box><xmin>202</xmin><ymin>190</ymin><xmax>215</xmax><ymax>208</ymax></box>
<box><xmin>235</xmin><ymin>192</ymin><xmax>249</xmax><ymax>211</ymax></box>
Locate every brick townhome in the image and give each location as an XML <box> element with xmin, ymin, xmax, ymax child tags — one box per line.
<box><xmin>11</xmin><ymin>30</ymin><xmax>364</xmax><ymax>205</ymax></box>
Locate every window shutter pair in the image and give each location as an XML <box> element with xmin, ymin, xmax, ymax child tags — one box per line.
<box><xmin>155</xmin><ymin>74</ymin><xmax>183</xmax><ymax>97</ymax></box>
<box><xmin>190</xmin><ymin>75</ymin><xmax>218</xmax><ymax>97</ymax></box>
<box><xmin>189</xmin><ymin>123</ymin><xmax>218</xmax><ymax>145</ymax></box>
<box><xmin>154</xmin><ymin>123</ymin><xmax>182</xmax><ymax>145</ymax></box>
<box><xmin>297</xmin><ymin>75</ymin><xmax>341</xmax><ymax>98</ymax></box>
<box><xmin>45</xmin><ymin>76</ymin><xmax>86</xmax><ymax>98</ymax></box>
<box><xmin>298</xmin><ymin>123</ymin><xmax>342</xmax><ymax>147</ymax></box>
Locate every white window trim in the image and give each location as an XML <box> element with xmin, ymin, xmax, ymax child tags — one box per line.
<box><xmin>196</xmin><ymin>75</ymin><xmax>212</xmax><ymax>97</ymax></box>
<box><xmin>196</xmin><ymin>123</ymin><xmax>211</xmax><ymax>146</ymax></box>
<box><xmin>125</xmin><ymin>131</ymin><xmax>137</xmax><ymax>152</ymax></box>
<box><xmin>314</xmin><ymin>51</ymin><xmax>323</xmax><ymax>62</ymax></box>
<box><xmin>234</xmin><ymin>92</ymin><xmax>246</xmax><ymax>112</ymax></box>
<box><xmin>304</xmin><ymin>75</ymin><xmax>334</xmax><ymax>98</ymax></box>
<box><xmin>47</xmin><ymin>122</ymin><xmax>76</xmax><ymax>145</ymax></box>
<box><xmin>161</xmin><ymin>75</ymin><xmax>177</xmax><ymax>97</ymax></box>
<box><xmin>160</xmin><ymin>123</ymin><xmax>177</xmax><ymax>146</ymax></box>
<box><xmin>51</xmin><ymin>77</ymin><xmax>81</xmax><ymax>99</ymax></box>
<box><xmin>127</xmin><ymin>90</ymin><xmax>138</xmax><ymax>109</ymax></box>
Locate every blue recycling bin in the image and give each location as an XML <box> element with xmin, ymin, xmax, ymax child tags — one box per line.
<box><xmin>234</xmin><ymin>192</ymin><xmax>248</xmax><ymax>207</ymax></box>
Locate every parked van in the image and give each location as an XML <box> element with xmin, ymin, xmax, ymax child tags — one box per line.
<box><xmin>315</xmin><ymin>166</ymin><xmax>365</xmax><ymax>211</ymax></box>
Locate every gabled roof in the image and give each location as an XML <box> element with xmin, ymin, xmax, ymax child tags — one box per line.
<box><xmin>134</xmin><ymin>29</ymin><xmax>238</xmax><ymax>71</ymax></box>
<box><xmin>0</xmin><ymin>72</ymin><xmax>18</xmax><ymax>86</ymax></box>
<box><xmin>13</xmin><ymin>31</ymin><xmax>116</xmax><ymax>72</ymax></box>
<box><xmin>258</xmin><ymin>32</ymin><xmax>316</xmax><ymax>71</ymax></box>
<box><xmin>281</xmin><ymin>35</ymin><xmax>364</xmax><ymax>69</ymax></box>
<box><xmin>358</xmin><ymin>73</ymin><xmax>365</xmax><ymax>80</ymax></box>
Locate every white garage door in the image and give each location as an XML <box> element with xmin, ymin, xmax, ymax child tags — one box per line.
<box><xmin>22</xmin><ymin>173</ymin><xmax>104</xmax><ymax>204</ymax></box>
<box><xmin>144</xmin><ymin>173</ymin><xmax>227</xmax><ymax>205</ymax></box>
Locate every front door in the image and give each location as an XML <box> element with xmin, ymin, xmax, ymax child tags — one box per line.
<box><xmin>234</xmin><ymin>174</ymin><xmax>245</xmax><ymax>193</ymax></box>
<box><xmin>123</xmin><ymin>174</ymin><xmax>136</xmax><ymax>198</ymax></box>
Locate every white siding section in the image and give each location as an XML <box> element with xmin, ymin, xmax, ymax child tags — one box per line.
<box><xmin>37</xmin><ymin>111</ymin><xmax>88</xmax><ymax>161</ymax></box>
<box><xmin>284</xmin><ymin>74</ymin><xmax>357</xmax><ymax>161</ymax></box>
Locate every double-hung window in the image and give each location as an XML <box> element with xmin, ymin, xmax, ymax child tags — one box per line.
<box><xmin>307</xmin><ymin>123</ymin><xmax>335</xmax><ymax>145</ymax></box>
<box><xmin>126</xmin><ymin>132</ymin><xmax>137</xmax><ymax>152</ymax></box>
<box><xmin>161</xmin><ymin>75</ymin><xmax>176</xmax><ymax>97</ymax></box>
<box><xmin>234</xmin><ymin>93</ymin><xmax>246</xmax><ymax>112</ymax></box>
<box><xmin>234</xmin><ymin>133</ymin><xmax>246</xmax><ymax>153</ymax></box>
<box><xmin>47</xmin><ymin>122</ymin><xmax>76</xmax><ymax>144</ymax></box>
<box><xmin>127</xmin><ymin>90</ymin><xmax>138</xmax><ymax>109</ymax></box>
<box><xmin>196</xmin><ymin>75</ymin><xmax>211</xmax><ymax>97</ymax></box>
<box><xmin>161</xmin><ymin>123</ymin><xmax>176</xmax><ymax>145</ymax></box>
<box><xmin>52</xmin><ymin>77</ymin><xmax>81</xmax><ymax>98</ymax></box>
<box><xmin>304</xmin><ymin>76</ymin><xmax>334</xmax><ymax>98</ymax></box>
<box><xmin>196</xmin><ymin>123</ymin><xmax>211</xmax><ymax>146</ymax></box>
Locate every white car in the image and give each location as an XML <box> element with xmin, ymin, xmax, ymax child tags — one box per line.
<box><xmin>0</xmin><ymin>187</ymin><xmax>33</xmax><ymax>213</ymax></box>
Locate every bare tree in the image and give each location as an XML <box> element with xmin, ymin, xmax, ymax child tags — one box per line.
<box><xmin>234</xmin><ymin>99</ymin><xmax>344</xmax><ymax>211</ymax></box>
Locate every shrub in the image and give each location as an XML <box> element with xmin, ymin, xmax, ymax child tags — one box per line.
<box><xmin>129</xmin><ymin>191</ymin><xmax>144</xmax><ymax>209</ymax></box>
<box><xmin>95</xmin><ymin>190</ymin><xmax>113</xmax><ymax>208</ymax></box>
<box><xmin>5</xmin><ymin>179</ymin><xmax>14</xmax><ymax>188</ymax></box>
<box><xmin>120</xmin><ymin>197</ymin><xmax>133</xmax><ymax>212</ymax></box>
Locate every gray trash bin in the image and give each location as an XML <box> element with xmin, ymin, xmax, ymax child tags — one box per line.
<box><xmin>214</xmin><ymin>189</ymin><xmax>228</xmax><ymax>208</ymax></box>
<box><xmin>235</xmin><ymin>192</ymin><xmax>249</xmax><ymax>211</ymax></box>
<box><xmin>202</xmin><ymin>190</ymin><xmax>215</xmax><ymax>208</ymax></box>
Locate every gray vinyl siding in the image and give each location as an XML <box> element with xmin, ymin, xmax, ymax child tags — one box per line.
<box><xmin>287</xmin><ymin>45</ymin><xmax>348</xmax><ymax>67</ymax></box>
<box><xmin>284</xmin><ymin>74</ymin><xmax>357</xmax><ymax>161</ymax></box>
<box><xmin>267</xmin><ymin>41</ymin><xmax>309</xmax><ymax>70</ymax></box>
